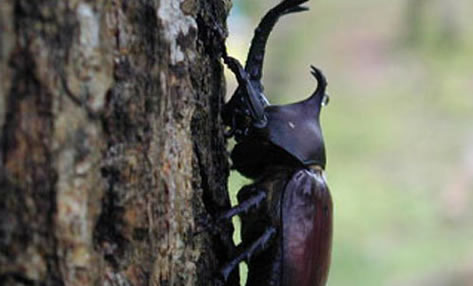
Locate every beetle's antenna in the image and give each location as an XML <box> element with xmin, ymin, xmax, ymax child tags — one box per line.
<box><xmin>245</xmin><ymin>0</ymin><xmax>309</xmax><ymax>90</ymax></box>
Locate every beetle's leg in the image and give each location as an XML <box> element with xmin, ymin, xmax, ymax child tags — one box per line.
<box><xmin>216</xmin><ymin>189</ymin><xmax>266</xmax><ymax>222</ymax></box>
<box><xmin>246</xmin><ymin>0</ymin><xmax>309</xmax><ymax>91</ymax></box>
<box><xmin>223</xmin><ymin>56</ymin><xmax>267</xmax><ymax>129</ymax></box>
<box><xmin>194</xmin><ymin>187</ymin><xmax>265</xmax><ymax>235</ymax></box>
<box><xmin>219</xmin><ymin>227</ymin><xmax>277</xmax><ymax>282</ymax></box>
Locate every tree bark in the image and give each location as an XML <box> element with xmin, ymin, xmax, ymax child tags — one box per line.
<box><xmin>0</xmin><ymin>1</ymin><xmax>236</xmax><ymax>285</ymax></box>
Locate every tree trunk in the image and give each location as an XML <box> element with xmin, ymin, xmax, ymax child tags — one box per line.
<box><xmin>0</xmin><ymin>1</ymin><xmax>237</xmax><ymax>285</ymax></box>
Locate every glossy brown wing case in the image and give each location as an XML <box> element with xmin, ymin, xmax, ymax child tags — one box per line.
<box><xmin>281</xmin><ymin>169</ymin><xmax>333</xmax><ymax>286</ymax></box>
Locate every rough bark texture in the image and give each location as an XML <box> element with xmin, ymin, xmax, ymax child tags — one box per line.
<box><xmin>0</xmin><ymin>1</ymin><xmax>236</xmax><ymax>285</ymax></box>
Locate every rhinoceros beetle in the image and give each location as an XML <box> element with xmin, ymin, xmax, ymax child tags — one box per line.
<box><xmin>218</xmin><ymin>0</ymin><xmax>333</xmax><ymax>285</ymax></box>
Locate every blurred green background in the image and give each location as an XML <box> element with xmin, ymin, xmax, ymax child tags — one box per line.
<box><xmin>224</xmin><ymin>0</ymin><xmax>473</xmax><ymax>285</ymax></box>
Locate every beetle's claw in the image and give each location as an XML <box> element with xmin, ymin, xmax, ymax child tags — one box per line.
<box><xmin>218</xmin><ymin>266</ymin><xmax>233</xmax><ymax>283</ymax></box>
<box><xmin>223</xmin><ymin>56</ymin><xmax>249</xmax><ymax>84</ymax></box>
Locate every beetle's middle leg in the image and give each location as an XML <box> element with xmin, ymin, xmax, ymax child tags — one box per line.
<box><xmin>195</xmin><ymin>187</ymin><xmax>265</xmax><ymax>235</ymax></box>
<box><xmin>219</xmin><ymin>226</ymin><xmax>276</xmax><ymax>282</ymax></box>
<box><xmin>217</xmin><ymin>187</ymin><xmax>266</xmax><ymax>222</ymax></box>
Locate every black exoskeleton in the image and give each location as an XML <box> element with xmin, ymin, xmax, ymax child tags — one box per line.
<box><xmin>219</xmin><ymin>1</ymin><xmax>333</xmax><ymax>286</ymax></box>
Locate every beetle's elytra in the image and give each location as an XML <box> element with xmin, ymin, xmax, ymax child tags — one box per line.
<box><xmin>219</xmin><ymin>0</ymin><xmax>333</xmax><ymax>286</ymax></box>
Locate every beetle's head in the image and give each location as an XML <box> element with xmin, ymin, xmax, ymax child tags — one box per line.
<box><xmin>231</xmin><ymin>66</ymin><xmax>329</xmax><ymax>177</ymax></box>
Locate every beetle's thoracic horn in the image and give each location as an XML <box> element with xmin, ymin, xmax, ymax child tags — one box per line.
<box><xmin>303</xmin><ymin>66</ymin><xmax>329</xmax><ymax>111</ymax></box>
<box><xmin>310</xmin><ymin>65</ymin><xmax>327</xmax><ymax>95</ymax></box>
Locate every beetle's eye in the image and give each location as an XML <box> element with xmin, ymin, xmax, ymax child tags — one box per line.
<box><xmin>321</xmin><ymin>93</ymin><xmax>330</xmax><ymax>107</ymax></box>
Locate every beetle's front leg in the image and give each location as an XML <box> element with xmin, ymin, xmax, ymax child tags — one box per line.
<box><xmin>223</xmin><ymin>56</ymin><xmax>267</xmax><ymax>129</ymax></box>
<box><xmin>219</xmin><ymin>227</ymin><xmax>276</xmax><ymax>282</ymax></box>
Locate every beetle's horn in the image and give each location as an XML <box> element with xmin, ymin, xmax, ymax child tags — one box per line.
<box><xmin>245</xmin><ymin>0</ymin><xmax>309</xmax><ymax>86</ymax></box>
<box><xmin>304</xmin><ymin>66</ymin><xmax>329</xmax><ymax>110</ymax></box>
<box><xmin>311</xmin><ymin>65</ymin><xmax>327</xmax><ymax>97</ymax></box>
